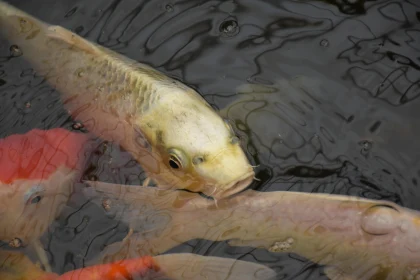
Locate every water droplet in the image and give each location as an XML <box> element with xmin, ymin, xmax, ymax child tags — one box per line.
<box><xmin>10</xmin><ymin>45</ymin><xmax>22</xmax><ymax>57</ymax></box>
<box><xmin>320</xmin><ymin>39</ymin><xmax>329</xmax><ymax>47</ymax></box>
<box><xmin>165</xmin><ymin>4</ymin><xmax>174</xmax><ymax>12</ymax></box>
<box><xmin>72</xmin><ymin>122</ymin><xmax>84</xmax><ymax>130</ymax></box>
<box><xmin>219</xmin><ymin>19</ymin><xmax>239</xmax><ymax>37</ymax></box>
<box><xmin>24</xmin><ymin>101</ymin><xmax>31</xmax><ymax>108</ymax></box>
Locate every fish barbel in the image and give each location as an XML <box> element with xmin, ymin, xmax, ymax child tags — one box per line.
<box><xmin>0</xmin><ymin>1</ymin><xmax>255</xmax><ymax>200</ymax></box>
<box><xmin>0</xmin><ymin>128</ymin><xmax>91</xmax><ymax>271</ymax></box>
<box><xmin>84</xmin><ymin>181</ymin><xmax>420</xmax><ymax>280</ymax></box>
<box><xmin>0</xmin><ymin>250</ymin><xmax>277</xmax><ymax>280</ymax></box>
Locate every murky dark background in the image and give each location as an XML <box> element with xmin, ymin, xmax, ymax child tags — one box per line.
<box><xmin>0</xmin><ymin>0</ymin><xmax>419</xmax><ymax>279</ymax></box>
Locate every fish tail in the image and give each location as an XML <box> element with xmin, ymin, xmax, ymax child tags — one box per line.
<box><xmin>153</xmin><ymin>253</ymin><xmax>277</xmax><ymax>280</ymax></box>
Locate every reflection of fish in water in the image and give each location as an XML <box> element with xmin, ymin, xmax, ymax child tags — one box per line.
<box><xmin>0</xmin><ymin>128</ymin><xmax>91</xmax><ymax>272</ymax></box>
<box><xmin>0</xmin><ymin>250</ymin><xmax>276</xmax><ymax>280</ymax></box>
<box><xmin>84</xmin><ymin>181</ymin><xmax>420</xmax><ymax>280</ymax></box>
<box><xmin>0</xmin><ymin>1</ymin><xmax>255</xmax><ymax>200</ymax></box>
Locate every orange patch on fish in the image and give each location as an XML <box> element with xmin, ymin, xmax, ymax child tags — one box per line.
<box><xmin>0</xmin><ymin>128</ymin><xmax>90</xmax><ymax>184</ymax></box>
<box><xmin>57</xmin><ymin>256</ymin><xmax>161</xmax><ymax>280</ymax></box>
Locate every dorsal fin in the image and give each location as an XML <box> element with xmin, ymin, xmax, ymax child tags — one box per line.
<box><xmin>45</xmin><ymin>25</ymin><xmax>101</xmax><ymax>55</ymax></box>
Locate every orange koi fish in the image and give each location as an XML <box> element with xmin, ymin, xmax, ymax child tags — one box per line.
<box><xmin>0</xmin><ymin>128</ymin><xmax>92</xmax><ymax>271</ymax></box>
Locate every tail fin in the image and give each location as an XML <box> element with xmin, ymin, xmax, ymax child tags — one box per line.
<box><xmin>154</xmin><ymin>253</ymin><xmax>277</xmax><ymax>280</ymax></box>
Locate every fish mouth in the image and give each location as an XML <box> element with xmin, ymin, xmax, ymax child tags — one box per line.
<box><xmin>212</xmin><ymin>171</ymin><xmax>255</xmax><ymax>200</ymax></box>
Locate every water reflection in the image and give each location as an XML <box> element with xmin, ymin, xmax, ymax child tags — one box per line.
<box><xmin>0</xmin><ymin>0</ymin><xmax>419</xmax><ymax>279</ymax></box>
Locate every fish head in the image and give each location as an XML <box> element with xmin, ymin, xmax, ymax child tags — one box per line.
<box><xmin>0</xmin><ymin>167</ymin><xmax>76</xmax><ymax>247</ymax></box>
<box><xmin>0</xmin><ymin>128</ymin><xmax>90</xmax><ymax>247</ymax></box>
<box><xmin>139</xmin><ymin>92</ymin><xmax>255</xmax><ymax>200</ymax></box>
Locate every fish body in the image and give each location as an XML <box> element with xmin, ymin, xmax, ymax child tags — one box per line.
<box><xmin>0</xmin><ymin>250</ymin><xmax>276</xmax><ymax>280</ymax></box>
<box><xmin>85</xmin><ymin>181</ymin><xmax>420</xmax><ymax>280</ymax></box>
<box><xmin>0</xmin><ymin>1</ymin><xmax>254</xmax><ymax>199</ymax></box>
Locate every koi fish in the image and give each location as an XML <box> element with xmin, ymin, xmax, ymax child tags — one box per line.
<box><xmin>0</xmin><ymin>128</ymin><xmax>91</xmax><ymax>271</ymax></box>
<box><xmin>84</xmin><ymin>181</ymin><xmax>420</xmax><ymax>280</ymax></box>
<box><xmin>0</xmin><ymin>0</ymin><xmax>255</xmax><ymax>200</ymax></box>
<box><xmin>0</xmin><ymin>250</ymin><xmax>277</xmax><ymax>280</ymax></box>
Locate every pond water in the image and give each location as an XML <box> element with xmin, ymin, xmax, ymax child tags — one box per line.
<box><xmin>0</xmin><ymin>0</ymin><xmax>419</xmax><ymax>279</ymax></box>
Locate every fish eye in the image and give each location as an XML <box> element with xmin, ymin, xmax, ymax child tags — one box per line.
<box><xmin>24</xmin><ymin>184</ymin><xmax>45</xmax><ymax>205</ymax></box>
<box><xmin>167</xmin><ymin>149</ymin><xmax>186</xmax><ymax>169</ymax></box>
<box><xmin>29</xmin><ymin>195</ymin><xmax>42</xmax><ymax>204</ymax></box>
<box><xmin>169</xmin><ymin>155</ymin><xmax>181</xmax><ymax>169</ymax></box>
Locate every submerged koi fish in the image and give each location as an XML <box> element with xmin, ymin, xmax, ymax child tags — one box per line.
<box><xmin>0</xmin><ymin>250</ymin><xmax>276</xmax><ymax>280</ymax></box>
<box><xmin>0</xmin><ymin>128</ymin><xmax>91</xmax><ymax>271</ymax></box>
<box><xmin>84</xmin><ymin>181</ymin><xmax>420</xmax><ymax>280</ymax></box>
<box><xmin>0</xmin><ymin>1</ymin><xmax>255</xmax><ymax>200</ymax></box>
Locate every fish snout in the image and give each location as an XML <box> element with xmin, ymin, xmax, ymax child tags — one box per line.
<box><xmin>213</xmin><ymin>171</ymin><xmax>255</xmax><ymax>200</ymax></box>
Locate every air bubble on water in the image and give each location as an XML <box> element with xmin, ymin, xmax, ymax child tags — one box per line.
<box><xmin>320</xmin><ymin>39</ymin><xmax>329</xmax><ymax>47</ymax></box>
<box><xmin>219</xmin><ymin>19</ymin><xmax>239</xmax><ymax>37</ymax></box>
<box><xmin>360</xmin><ymin>140</ymin><xmax>372</xmax><ymax>150</ymax></box>
<box><xmin>10</xmin><ymin>45</ymin><xmax>22</xmax><ymax>57</ymax></box>
<box><xmin>9</xmin><ymin>238</ymin><xmax>22</xmax><ymax>248</ymax></box>
<box><xmin>359</xmin><ymin>140</ymin><xmax>373</xmax><ymax>157</ymax></box>
<box><xmin>165</xmin><ymin>4</ymin><xmax>174</xmax><ymax>12</ymax></box>
<box><xmin>72</xmin><ymin>122</ymin><xmax>84</xmax><ymax>130</ymax></box>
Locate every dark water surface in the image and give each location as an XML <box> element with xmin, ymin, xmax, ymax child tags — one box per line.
<box><xmin>0</xmin><ymin>0</ymin><xmax>420</xmax><ymax>279</ymax></box>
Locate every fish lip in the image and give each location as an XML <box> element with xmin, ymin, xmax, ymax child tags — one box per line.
<box><xmin>212</xmin><ymin>170</ymin><xmax>255</xmax><ymax>200</ymax></box>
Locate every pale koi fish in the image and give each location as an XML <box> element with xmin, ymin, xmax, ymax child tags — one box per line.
<box><xmin>0</xmin><ymin>0</ymin><xmax>255</xmax><ymax>200</ymax></box>
<box><xmin>84</xmin><ymin>181</ymin><xmax>420</xmax><ymax>280</ymax></box>
<box><xmin>0</xmin><ymin>128</ymin><xmax>91</xmax><ymax>272</ymax></box>
<box><xmin>0</xmin><ymin>250</ymin><xmax>276</xmax><ymax>280</ymax></box>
